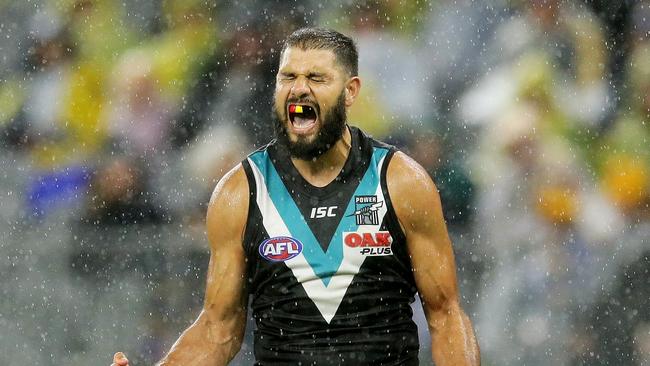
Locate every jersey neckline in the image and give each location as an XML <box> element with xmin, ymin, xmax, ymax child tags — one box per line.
<box><xmin>269</xmin><ymin>125</ymin><xmax>370</xmax><ymax>198</ymax></box>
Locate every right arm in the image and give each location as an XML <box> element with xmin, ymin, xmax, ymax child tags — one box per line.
<box><xmin>158</xmin><ymin>164</ymin><xmax>250</xmax><ymax>365</ymax></box>
<box><xmin>113</xmin><ymin>164</ymin><xmax>250</xmax><ymax>366</ymax></box>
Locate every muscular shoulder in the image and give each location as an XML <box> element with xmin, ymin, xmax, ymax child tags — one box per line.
<box><xmin>386</xmin><ymin>151</ymin><xmax>442</xmax><ymax>233</ymax></box>
<box><xmin>206</xmin><ymin>164</ymin><xmax>249</xmax><ymax>251</ymax></box>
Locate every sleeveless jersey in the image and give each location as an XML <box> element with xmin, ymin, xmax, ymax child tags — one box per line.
<box><xmin>241</xmin><ymin>126</ymin><xmax>419</xmax><ymax>365</ymax></box>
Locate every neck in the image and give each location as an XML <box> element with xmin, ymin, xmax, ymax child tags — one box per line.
<box><xmin>291</xmin><ymin>126</ymin><xmax>352</xmax><ymax>187</ymax></box>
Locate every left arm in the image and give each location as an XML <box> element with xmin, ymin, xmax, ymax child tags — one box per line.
<box><xmin>387</xmin><ymin>152</ymin><xmax>480</xmax><ymax>366</ymax></box>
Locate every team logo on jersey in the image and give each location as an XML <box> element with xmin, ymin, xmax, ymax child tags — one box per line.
<box><xmin>348</xmin><ymin>195</ymin><xmax>383</xmax><ymax>225</ymax></box>
<box><xmin>343</xmin><ymin>231</ymin><xmax>393</xmax><ymax>256</ymax></box>
<box><xmin>259</xmin><ymin>236</ymin><xmax>303</xmax><ymax>262</ymax></box>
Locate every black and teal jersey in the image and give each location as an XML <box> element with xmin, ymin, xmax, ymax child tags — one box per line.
<box><xmin>241</xmin><ymin>126</ymin><xmax>419</xmax><ymax>365</ymax></box>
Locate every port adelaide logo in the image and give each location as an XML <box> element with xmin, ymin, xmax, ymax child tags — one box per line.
<box><xmin>350</xmin><ymin>195</ymin><xmax>383</xmax><ymax>225</ymax></box>
<box><xmin>259</xmin><ymin>236</ymin><xmax>303</xmax><ymax>262</ymax></box>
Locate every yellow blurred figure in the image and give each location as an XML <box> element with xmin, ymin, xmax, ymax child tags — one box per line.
<box><xmin>147</xmin><ymin>24</ymin><xmax>218</xmax><ymax>101</ymax></box>
<box><xmin>27</xmin><ymin>0</ymin><xmax>136</xmax><ymax>168</ymax></box>
<box><xmin>536</xmin><ymin>185</ymin><xmax>579</xmax><ymax>225</ymax></box>
<box><xmin>63</xmin><ymin>62</ymin><xmax>107</xmax><ymax>149</ymax></box>
<box><xmin>515</xmin><ymin>52</ymin><xmax>573</xmax><ymax>138</ymax></box>
<box><xmin>56</xmin><ymin>0</ymin><xmax>135</xmax><ymax>66</ymax></box>
<box><xmin>147</xmin><ymin>0</ymin><xmax>219</xmax><ymax>101</ymax></box>
<box><xmin>347</xmin><ymin>80</ymin><xmax>392</xmax><ymax>138</ymax></box>
<box><xmin>602</xmin><ymin>154</ymin><xmax>649</xmax><ymax>211</ymax></box>
<box><xmin>30</xmin><ymin>62</ymin><xmax>107</xmax><ymax>168</ymax></box>
<box><xmin>0</xmin><ymin>78</ymin><xmax>25</xmax><ymax>127</ymax></box>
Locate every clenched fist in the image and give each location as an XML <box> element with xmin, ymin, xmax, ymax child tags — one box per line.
<box><xmin>111</xmin><ymin>352</ymin><xmax>129</xmax><ymax>366</ymax></box>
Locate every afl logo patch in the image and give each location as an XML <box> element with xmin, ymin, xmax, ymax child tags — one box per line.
<box><xmin>259</xmin><ymin>236</ymin><xmax>303</xmax><ymax>262</ymax></box>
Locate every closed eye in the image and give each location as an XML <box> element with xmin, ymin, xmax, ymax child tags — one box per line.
<box><xmin>308</xmin><ymin>73</ymin><xmax>325</xmax><ymax>82</ymax></box>
<box><xmin>279</xmin><ymin>73</ymin><xmax>296</xmax><ymax>81</ymax></box>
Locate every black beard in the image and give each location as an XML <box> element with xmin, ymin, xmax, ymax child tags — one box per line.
<box><xmin>273</xmin><ymin>91</ymin><xmax>347</xmax><ymax>160</ymax></box>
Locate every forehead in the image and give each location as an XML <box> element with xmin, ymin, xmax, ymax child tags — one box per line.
<box><xmin>278</xmin><ymin>47</ymin><xmax>343</xmax><ymax>74</ymax></box>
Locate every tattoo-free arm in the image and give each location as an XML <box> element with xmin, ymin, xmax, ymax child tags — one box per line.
<box><xmin>387</xmin><ymin>152</ymin><xmax>480</xmax><ymax>366</ymax></box>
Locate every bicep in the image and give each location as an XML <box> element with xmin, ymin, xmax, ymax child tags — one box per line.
<box><xmin>203</xmin><ymin>165</ymin><xmax>249</xmax><ymax>321</ymax></box>
<box><xmin>387</xmin><ymin>153</ymin><xmax>459</xmax><ymax>315</ymax></box>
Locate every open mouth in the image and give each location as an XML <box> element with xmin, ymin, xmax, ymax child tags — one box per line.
<box><xmin>288</xmin><ymin>104</ymin><xmax>318</xmax><ymax>131</ymax></box>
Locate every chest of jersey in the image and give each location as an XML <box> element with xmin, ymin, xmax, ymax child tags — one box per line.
<box><xmin>247</xmin><ymin>146</ymin><xmax>394</xmax><ymax>322</ymax></box>
<box><xmin>240</xmin><ymin>129</ymin><xmax>419</xmax><ymax>364</ymax></box>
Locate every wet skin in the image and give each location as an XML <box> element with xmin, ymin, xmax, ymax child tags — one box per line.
<box><xmin>110</xmin><ymin>46</ymin><xmax>480</xmax><ymax>366</ymax></box>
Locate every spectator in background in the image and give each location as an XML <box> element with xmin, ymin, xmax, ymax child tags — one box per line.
<box><xmin>65</xmin><ymin>0</ymin><xmax>136</xmax><ymax>67</ymax></box>
<box><xmin>460</xmin><ymin>0</ymin><xmax>609</xmax><ymax>129</ymax></box>
<box><xmin>598</xmin><ymin>1</ymin><xmax>650</xmax><ymax>218</ymax></box>
<box><xmin>170</xmin><ymin>19</ymin><xmax>293</xmax><ymax>148</ymax></box>
<box><xmin>420</xmin><ymin>0</ymin><xmax>508</xmax><ymax>125</ymax></box>
<box><xmin>1</xmin><ymin>6</ymin><xmax>105</xmax><ymax>219</ymax></box>
<box><xmin>61</xmin><ymin>0</ymin><xmax>136</xmax><ymax>160</ymax></box>
<box><xmin>400</xmin><ymin>130</ymin><xmax>476</xmax><ymax>231</ymax></box>
<box><xmin>2</xmin><ymin>0</ymin><xmax>136</xmax><ymax>164</ymax></box>
<box><xmin>5</xmin><ymin>8</ymin><xmax>73</xmax><ymax>148</ymax></box>
<box><xmin>572</xmin><ymin>12</ymin><xmax>650</xmax><ymax>362</ymax></box>
<box><xmin>106</xmin><ymin>50</ymin><xmax>173</xmax><ymax>161</ymax></box>
<box><xmin>467</xmin><ymin>69</ymin><xmax>610</xmax><ymax>363</ymax></box>
<box><xmin>3</xmin><ymin>9</ymin><xmax>73</xmax><ymax>151</ymax></box>
<box><xmin>144</xmin><ymin>0</ymin><xmax>219</xmax><ymax>102</ymax></box>
<box><xmin>337</xmin><ymin>0</ymin><xmax>433</xmax><ymax>138</ymax></box>
<box><xmin>178</xmin><ymin>123</ymin><xmax>250</xmax><ymax>227</ymax></box>
<box><xmin>83</xmin><ymin>156</ymin><xmax>163</xmax><ymax>225</ymax></box>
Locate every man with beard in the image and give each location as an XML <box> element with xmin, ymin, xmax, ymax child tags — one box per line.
<box><xmin>111</xmin><ymin>28</ymin><xmax>480</xmax><ymax>366</ymax></box>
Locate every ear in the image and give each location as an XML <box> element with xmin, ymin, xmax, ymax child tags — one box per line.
<box><xmin>344</xmin><ymin>76</ymin><xmax>361</xmax><ymax>107</ymax></box>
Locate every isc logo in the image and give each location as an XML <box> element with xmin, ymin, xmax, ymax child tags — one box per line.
<box><xmin>310</xmin><ymin>206</ymin><xmax>338</xmax><ymax>219</ymax></box>
<box><xmin>259</xmin><ymin>237</ymin><xmax>303</xmax><ymax>262</ymax></box>
<box><xmin>343</xmin><ymin>231</ymin><xmax>393</xmax><ymax>256</ymax></box>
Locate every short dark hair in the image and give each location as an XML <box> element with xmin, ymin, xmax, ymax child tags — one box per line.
<box><xmin>281</xmin><ymin>27</ymin><xmax>358</xmax><ymax>77</ymax></box>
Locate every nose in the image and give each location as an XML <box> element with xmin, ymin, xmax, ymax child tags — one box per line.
<box><xmin>290</xmin><ymin>75</ymin><xmax>310</xmax><ymax>98</ymax></box>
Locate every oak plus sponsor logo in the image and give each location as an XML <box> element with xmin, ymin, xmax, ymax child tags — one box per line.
<box><xmin>349</xmin><ymin>195</ymin><xmax>383</xmax><ymax>225</ymax></box>
<box><xmin>259</xmin><ymin>236</ymin><xmax>303</xmax><ymax>262</ymax></box>
<box><xmin>343</xmin><ymin>231</ymin><xmax>393</xmax><ymax>256</ymax></box>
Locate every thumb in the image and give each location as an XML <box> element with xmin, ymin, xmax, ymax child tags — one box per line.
<box><xmin>113</xmin><ymin>352</ymin><xmax>129</xmax><ymax>366</ymax></box>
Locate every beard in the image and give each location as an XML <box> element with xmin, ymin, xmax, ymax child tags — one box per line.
<box><xmin>273</xmin><ymin>91</ymin><xmax>347</xmax><ymax>160</ymax></box>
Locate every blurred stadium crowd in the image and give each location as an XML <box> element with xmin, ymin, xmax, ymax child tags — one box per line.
<box><xmin>0</xmin><ymin>0</ymin><xmax>648</xmax><ymax>365</ymax></box>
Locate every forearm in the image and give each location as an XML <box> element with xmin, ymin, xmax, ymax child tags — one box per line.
<box><xmin>156</xmin><ymin>310</ymin><xmax>245</xmax><ymax>366</ymax></box>
<box><xmin>429</xmin><ymin>303</ymin><xmax>480</xmax><ymax>366</ymax></box>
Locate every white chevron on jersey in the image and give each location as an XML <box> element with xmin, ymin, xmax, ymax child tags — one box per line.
<box><xmin>248</xmin><ymin>156</ymin><xmax>389</xmax><ymax>323</ymax></box>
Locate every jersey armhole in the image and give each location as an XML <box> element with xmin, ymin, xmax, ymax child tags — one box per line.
<box><xmin>240</xmin><ymin>159</ymin><xmax>257</xmax><ymax>254</ymax></box>
<box><xmin>380</xmin><ymin>148</ymin><xmax>407</xmax><ymax>244</ymax></box>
